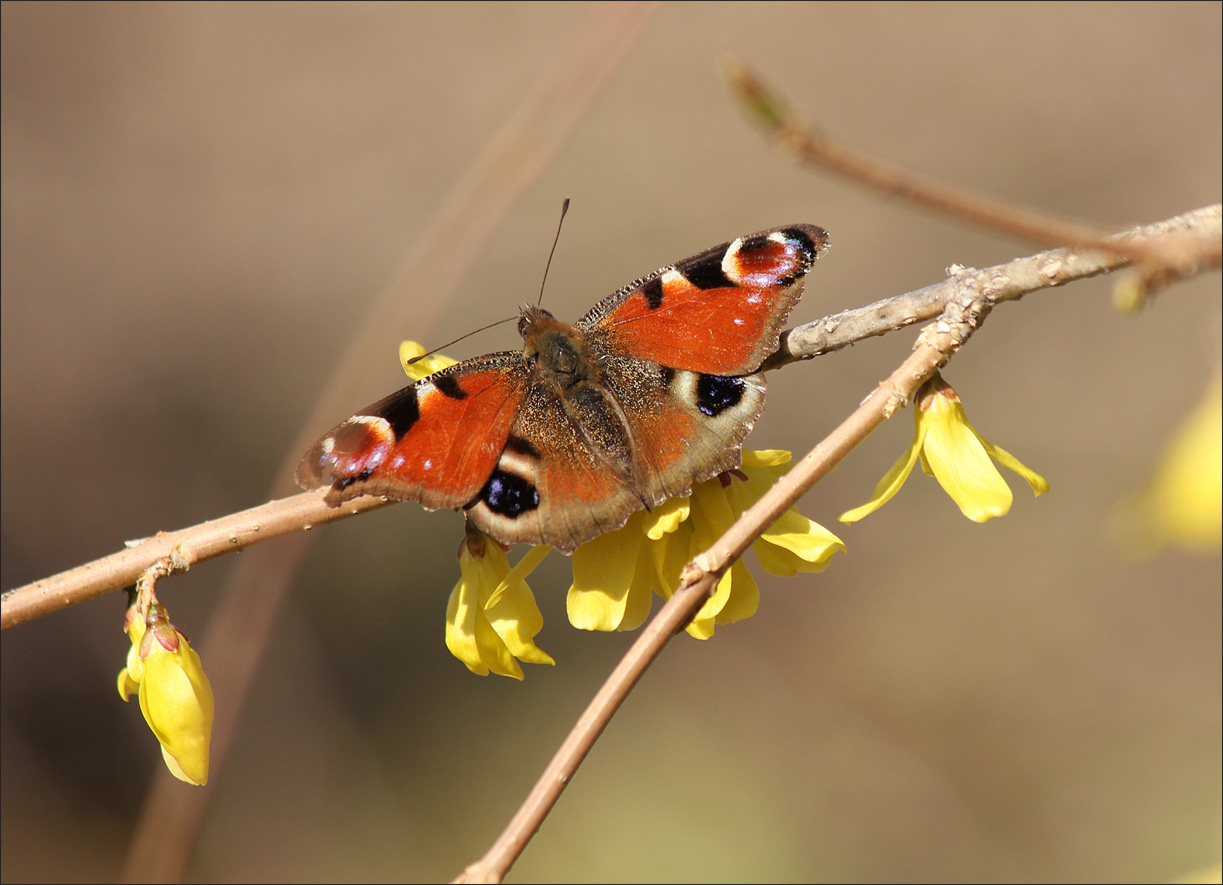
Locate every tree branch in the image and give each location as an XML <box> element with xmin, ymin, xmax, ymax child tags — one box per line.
<box><xmin>724</xmin><ymin>58</ymin><xmax>1222</xmax><ymax>278</ymax></box>
<box><xmin>4</xmin><ymin>204</ymin><xmax>1217</xmax><ymax>634</ymax></box>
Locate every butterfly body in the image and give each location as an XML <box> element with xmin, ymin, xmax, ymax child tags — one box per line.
<box><xmin>298</xmin><ymin>224</ymin><xmax>830</xmax><ymax>552</ymax></box>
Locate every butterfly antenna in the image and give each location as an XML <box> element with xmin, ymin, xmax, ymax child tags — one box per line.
<box><xmin>407</xmin><ymin>314</ymin><xmax>520</xmax><ymax>364</ymax></box>
<box><xmin>408</xmin><ymin>197</ymin><xmax>570</xmax><ymax>366</ymax></box>
<box><xmin>537</xmin><ymin>196</ymin><xmax>571</xmax><ymax>307</ymax></box>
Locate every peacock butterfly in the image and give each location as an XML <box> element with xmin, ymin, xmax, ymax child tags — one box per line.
<box><xmin>297</xmin><ymin>224</ymin><xmax>830</xmax><ymax>553</ymax></box>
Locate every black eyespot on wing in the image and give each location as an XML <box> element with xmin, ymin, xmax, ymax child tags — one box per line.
<box><xmin>380</xmin><ymin>391</ymin><xmax>421</xmax><ymax>438</ymax></box>
<box><xmin>695</xmin><ymin>374</ymin><xmax>745</xmax><ymax>417</ymax></box>
<box><xmin>659</xmin><ymin>366</ymin><xmax>676</xmax><ymax>387</ymax></box>
<box><xmin>477</xmin><ymin>470</ymin><xmax>540</xmax><ymax>518</ymax></box>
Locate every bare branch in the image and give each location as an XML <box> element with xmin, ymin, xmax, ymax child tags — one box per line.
<box><xmin>766</xmin><ymin>204</ymin><xmax>1222</xmax><ymax>368</ymax></box>
<box><xmin>723</xmin><ymin>59</ymin><xmax>1221</xmax><ymax>277</ymax></box>
<box><xmin>5</xmin><ymin>205</ymin><xmax>1216</xmax><ymax>635</ymax></box>
<box><xmin>0</xmin><ymin>490</ymin><xmax>384</xmax><ymax>630</ymax></box>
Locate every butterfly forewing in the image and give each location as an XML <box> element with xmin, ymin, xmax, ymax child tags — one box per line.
<box><xmin>297</xmin><ymin>355</ymin><xmax>529</xmax><ymax>511</ymax></box>
<box><xmin>580</xmin><ymin>225</ymin><xmax>829</xmax><ymax>376</ymax></box>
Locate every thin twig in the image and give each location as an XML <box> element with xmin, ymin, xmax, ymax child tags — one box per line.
<box><xmin>766</xmin><ymin>203</ymin><xmax>1222</xmax><ymax>368</ymax></box>
<box><xmin>455</xmin><ymin>569</ymin><xmax>718</xmax><ymax>884</ymax></box>
<box><xmin>723</xmin><ymin>58</ymin><xmax>1221</xmax><ymax>279</ymax></box>
<box><xmin>0</xmin><ymin>490</ymin><xmax>383</xmax><ymax>630</ymax></box>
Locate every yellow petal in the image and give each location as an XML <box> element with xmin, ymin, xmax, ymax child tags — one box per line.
<box><xmin>1142</xmin><ymin>374</ymin><xmax>1222</xmax><ymax>549</ymax></box>
<box><xmin>839</xmin><ymin>430</ymin><xmax>924</xmax><ymax>524</ymax></box>
<box><xmin>399</xmin><ymin>341</ymin><xmax>457</xmax><ymax>382</ymax></box>
<box><xmin>754</xmin><ymin>509</ymin><xmax>846</xmax><ymax>576</ymax></box>
<box><xmin>445</xmin><ymin>533</ymin><xmax>553</xmax><ymax>678</ymax></box>
<box><xmin>1114</xmin><ymin>373</ymin><xmax>1222</xmax><ymax>555</ymax></box>
<box><xmin>487</xmin><ymin>544</ymin><xmax>551</xmax><ymax>609</ymax></box>
<box><xmin>568</xmin><ymin>515</ymin><xmax>654</xmax><ymax>632</ymax></box>
<box><xmin>117</xmin><ymin>667</ymin><xmax>140</xmax><ymax>702</ymax></box>
<box><xmin>919</xmin><ymin>400</ymin><xmax>1014</xmax><ymax>522</ymax></box>
<box><xmin>978</xmin><ymin>435</ymin><xmax>1050</xmax><ymax>497</ymax></box>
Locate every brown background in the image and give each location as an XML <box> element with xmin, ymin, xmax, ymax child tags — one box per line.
<box><xmin>2</xmin><ymin>2</ymin><xmax>1220</xmax><ymax>882</ymax></box>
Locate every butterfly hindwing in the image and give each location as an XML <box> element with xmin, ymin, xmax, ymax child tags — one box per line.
<box><xmin>462</xmin><ymin>379</ymin><xmax>648</xmax><ymax>552</ymax></box>
<box><xmin>597</xmin><ymin>355</ymin><xmax>768</xmax><ymax>504</ymax></box>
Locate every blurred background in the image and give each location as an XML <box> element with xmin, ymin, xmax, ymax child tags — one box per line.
<box><xmin>2</xmin><ymin>2</ymin><xmax>1219</xmax><ymax>882</ymax></box>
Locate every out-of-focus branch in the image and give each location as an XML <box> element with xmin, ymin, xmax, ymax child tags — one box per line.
<box><xmin>723</xmin><ymin>58</ymin><xmax>1222</xmax><ymax>285</ymax></box>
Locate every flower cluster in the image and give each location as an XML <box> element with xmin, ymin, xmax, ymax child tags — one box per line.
<box><xmin>445</xmin><ymin>450</ymin><xmax>846</xmax><ymax>677</ymax></box>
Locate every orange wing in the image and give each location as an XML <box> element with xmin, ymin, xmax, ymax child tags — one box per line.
<box><xmin>579</xmin><ymin>225</ymin><xmax>828</xmax><ymax>376</ymax></box>
<box><xmin>296</xmin><ymin>354</ymin><xmax>530</xmax><ymax>511</ymax></box>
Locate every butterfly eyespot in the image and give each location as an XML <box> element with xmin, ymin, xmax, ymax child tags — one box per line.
<box><xmin>478</xmin><ymin>469</ymin><xmax>540</xmax><ymax>519</ymax></box>
<box><xmin>695</xmin><ymin>375</ymin><xmax>746</xmax><ymax>417</ymax></box>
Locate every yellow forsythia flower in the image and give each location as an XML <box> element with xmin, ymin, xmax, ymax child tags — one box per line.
<box><xmin>840</xmin><ymin>373</ymin><xmax>1048</xmax><ymax>524</ymax></box>
<box><xmin>445</xmin><ymin>526</ymin><xmax>555</xmax><ymax>679</ymax></box>
<box><xmin>1114</xmin><ymin>371</ymin><xmax>1222</xmax><ymax>555</ymax></box>
<box><xmin>400</xmin><ymin>340</ymin><xmax>456</xmax><ymax>381</ymax></box>
<box><xmin>118</xmin><ymin>604</ymin><xmax>214</xmax><ymax>786</ymax></box>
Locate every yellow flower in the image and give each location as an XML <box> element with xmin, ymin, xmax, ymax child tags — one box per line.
<box><xmin>400</xmin><ymin>340</ymin><xmax>456</xmax><ymax>381</ymax></box>
<box><xmin>445</xmin><ymin>525</ymin><xmax>555</xmax><ymax>679</ymax></box>
<box><xmin>1113</xmin><ymin>371</ymin><xmax>1222</xmax><ymax>555</ymax></box>
<box><xmin>117</xmin><ymin>604</ymin><xmax>214</xmax><ymax>786</ymax></box>
<box><xmin>840</xmin><ymin>373</ymin><xmax>1049</xmax><ymax>524</ymax></box>
<box><xmin>568</xmin><ymin>450</ymin><xmax>845</xmax><ymax>640</ymax></box>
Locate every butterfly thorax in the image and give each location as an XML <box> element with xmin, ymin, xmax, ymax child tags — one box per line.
<box><xmin>519</xmin><ymin>305</ymin><xmax>600</xmax><ymax>391</ymax></box>
<box><xmin>517</xmin><ymin>303</ymin><xmax>648</xmax><ymax>501</ymax></box>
